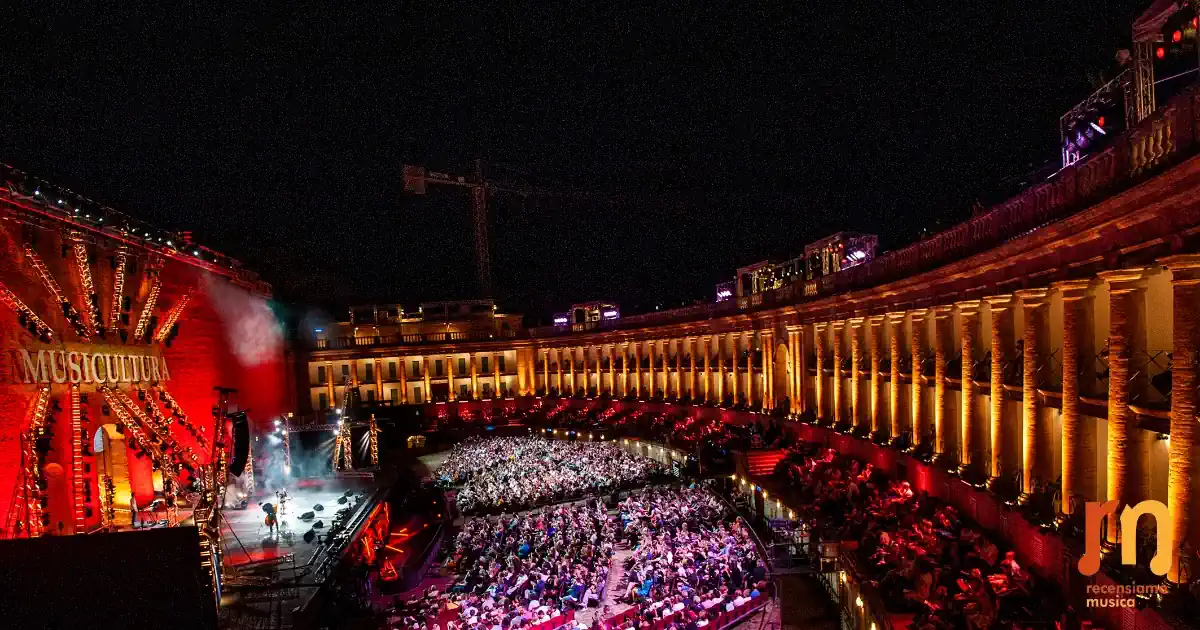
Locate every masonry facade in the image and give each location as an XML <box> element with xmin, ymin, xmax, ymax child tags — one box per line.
<box><xmin>296</xmin><ymin>85</ymin><xmax>1200</xmax><ymax>583</ymax></box>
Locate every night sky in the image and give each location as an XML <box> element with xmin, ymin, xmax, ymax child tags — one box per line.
<box><xmin>1</xmin><ymin>2</ymin><xmax>1145</xmax><ymax>324</ymax></box>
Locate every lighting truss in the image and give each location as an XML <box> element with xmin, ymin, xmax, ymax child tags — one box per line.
<box><xmin>332</xmin><ymin>421</ymin><xmax>354</xmax><ymax>471</ymax></box>
<box><xmin>368</xmin><ymin>414</ymin><xmax>380</xmax><ymax>467</ymax></box>
<box><xmin>99</xmin><ymin>387</ymin><xmax>179</xmax><ymax>526</ymax></box>
<box><xmin>154</xmin><ymin>290</ymin><xmax>191</xmax><ymax>342</ymax></box>
<box><xmin>152</xmin><ymin>386</ymin><xmax>209</xmax><ymax>449</ymax></box>
<box><xmin>69</xmin><ymin>386</ymin><xmax>86</xmax><ymax>533</ymax></box>
<box><xmin>133</xmin><ymin>277</ymin><xmax>161</xmax><ymax>342</ymax></box>
<box><xmin>70</xmin><ymin>233</ymin><xmax>102</xmax><ymax>337</ymax></box>
<box><xmin>0</xmin><ymin>279</ymin><xmax>53</xmax><ymax>340</ymax></box>
<box><xmin>16</xmin><ymin>386</ymin><xmax>52</xmax><ymax>538</ymax></box>
<box><xmin>24</xmin><ymin>244</ymin><xmax>89</xmax><ymax>340</ymax></box>
<box><xmin>109</xmin><ymin>245</ymin><xmax>128</xmax><ymax>331</ymax></box>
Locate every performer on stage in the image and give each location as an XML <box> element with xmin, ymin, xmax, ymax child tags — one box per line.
<box><xmin>262</xmin><ymin>502</ymin><xmax>278</xmax><ymax>536</ymax></box>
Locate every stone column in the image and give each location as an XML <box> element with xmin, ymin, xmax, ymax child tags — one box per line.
<box><xmin>447</xmin><ymin>354</ymin><xmax>456</xmax><ymax>401</ymax></box>
<box><xmin>566</xmin><ymin>347</ymin><xmax>576</xmax><ymax>395</ymax></box>
<box><xmin>731</xmin><ymin>334</ymin><xmax>740</xmax><ymax>404</ymax></box>
<box><xmin>542</xmin><ymin>350</ymin><xmax>551</xmax><ymax>395</ymax></box>
<box><xmin>910</xmin><ymin>310</ymin><xmax>928</xmax><ymax>447</ymax></box>
<box><xmin>648</xmin><ymin>342</ymin><xmax>656</xmax><ymax>398</ymax></box>
<box><xmin>373</xmin><ymin>358</ymin><xmax>384</xmax><ymax>399</ymax></box>
<box><xmin>983</xmin><ymin>296</ymin><xmax>1015</xmax><ymax>481</ymax></box>
<box><xmin>556</xmin><ymin>349</ymin><xmax>564</xmax><ymax>394</ymax></box>
<box><xmin>849</xmin><ymin>317</ymin><xmax>865</xmax><ymax>429</ymax></box>
<box><xmin>674</xmin><ymin>340</ymin><xmax>683</xmax><ymax>399</ymax></box>
<box><xmin>351</xmin><ymin>361</ymin><xmax>360</xmax><ymax>389</ymax></box>
<box><xmin>869</xmin><ymin>316</ymin><xmax>885</xmax><ymax>436</ymax></box>
<box><xmin>1015</xmin><ymin>288</ymin><xmax>1050</xmax><ymax>497</ymax></box>
<box><xmin>621</xmin><ymin>344</ymin><xmax>629</xmax><ymax>397</ymax></box>
<box><xmin>832</xmin><ymin>321</ymin><xmax>845</xmax><ymax>423</ymax></box>
<box><xmin>689</xmin><ymin>337</ymin><xmax>698</xmax><ymax>399</ymax></box>
<box><xmin>398</xmin><ymin>355</ymin><xmax>409</xmax><ymax>403</ymax></box>
<box><xmin>493</xmin><ymin>353</ymin><xmax>502</xmax><ymax>396</ymax></box>
<box><xmin>422</xmin><ymin>356</ymin><xmax>432</xmax><ymax>402</ymax></box>
<box><xmin>887</xmin><ymin>313</ymin><xmax>905</xmax><ymax>440</ymax></box>
<box><xmin>763</xmin><ymin>330</ymin><xmax>774</xmax><ymax>411</ymax></box>
<box><xmin>1103</xmin><ymin>270</ymin><xmax>1153</xmax><ymax>543</ymax></box>
<box><xmin>607</xmin><ymin>345</ymin><xmax>615</xmax><ymax>395</ymax></box>
<box><xmin>815</xmin><ymin>323</ymin><xmax>827</xmax><ymax>420</ymax></box>
<box><xmin>1055</xmin><ymin>280</ymin><xmax>1096</xmax><ymax>515</ymax></box>
<box><xmin>745</xmin><ymin>332</ymin><xmax>754</xmax><ymax>405</ymax></box>
<box><xmin>583</xmin><ymin>343</ymin><xmax>592</xmax><ymax>393</ymax></box>
<box><xmin>787</xmin><ymin>326</ymin><xmax>800</xmax><ymax>414</ymax></box>
<box><xmin>470</xmin><ymin>353</ymin><xmax>479</xmax><ymax>399</ymax></box>
<box><xmin>703</xmin><ymin>336</ymin><xmax>712</xmax><ymax>403</ymax></box>
<box><xmin>1161</xmin><ymin>255</ymin><xmax>1200</xmax><ymax>582</ymax></box>
<box><xmin>717</xmin><ymin>336</ymin><xmax>726</xmax><ymax>403</ymax></box>
<box><xmin>958</xmin><ymin>301</ymin><xmax>981</xmax><ymax>473</ymax></box>
<box><xmin>633</xmin><ymin>343</ymin><xmax>642</xmax><ymax>398</ymax></box>
<box><xmin>325</xmin><ymin>361</ymin><xmax>335</xmax><ymax>407</ymax></box>
<box><xmin>932</xmin><ymin>306</ymin><xmax>955</xmax><ymax>466</ymax></box>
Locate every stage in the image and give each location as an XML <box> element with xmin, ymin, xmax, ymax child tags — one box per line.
<box><xmin>216</xmin><ymin>475</ymin><xmax>387</xmax><ymax>627</ymax></box>
<box><xmin>220</xmin><ymin>478</ymin><xmax>378</xmax><ymax>568</ymax></box>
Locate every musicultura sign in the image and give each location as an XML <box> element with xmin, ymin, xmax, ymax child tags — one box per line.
<box><xmin>13</xmin><ymin>344</ymin><xmax>171</xmax><ymax>386</ymax></box>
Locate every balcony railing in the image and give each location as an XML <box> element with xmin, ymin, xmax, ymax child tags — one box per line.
<box><xmin>312</xmin><ymin>329</ymin><xmax>519</xmax><ymax>350</ymax></box>
<box><xmin>530</xmin><ymin>84</ymin><xmax>1200</xmax><ymax>338</ymax></box>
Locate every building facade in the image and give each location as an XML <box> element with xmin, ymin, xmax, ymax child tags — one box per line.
<box><xmin>294</xmin><ymin>84</ymin><xmax>1200</xmax><ymax>589</ymax></box>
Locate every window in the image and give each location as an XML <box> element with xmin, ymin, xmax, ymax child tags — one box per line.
<box><xmin>390</xmin><ymin>388</ymin><xmax>399</xmax><ymax>403</ymax></box>
<box><xmin>317</xmin><ymin>365</ymin><xmax>327</xmax><ymax>384</ymax></box>
<box><xmin>412</xmin><ymin>360</ymin><xmax>421</xmax><ymax>377</ymax></box>
<box><xmin>498</xmin><ymin>356</ymin><xmax>506</xmax><ymax>372</ymax></box>
<box><xmin>481</xmin><ymin>357</ymin><xmax>490</xmax><ymax>373</ymax></box>
<box><xmin>435</xmin><ymin>360</ymin><xmax>443</xmax><ymax>376</ymax></box>
<box><xmin>482</xmin><ymin>383</ymin><xmax>492</xmax><ymax>397</ymax></box>
<box><xmin>341</xmin><ymin>364</ymin><xmax>350</xmax><ymax>379</ymax></box>
<box><xmin>459</xmin><ymin>384</ymin><xmax>469</xmax><ymax>399</ymax></box>
<box><xmin>367</xmin><ymin>389</ymin><xmax>375</xmax><ymax>402</ymax></box>
<box><xmin>500</xmin><ymin>381</ymin><xmax>509</xmax><ymax>397</ymax></box>
<box><xmin>388</xmin><ymin>361</ymin><xmax>397</xmax><ymax>380</ymax></box>
<box><xmin>364</xmin><ymin>363</ymin><xmax>374</xmax><ymax>383</ymax></box>
<box><xmin>457</xmin><ymin>358</ymin><xmax>467</xmax><ymax>374</ymax></box>
<box><xmin>318</xmin><ymin>392</ymin><xmax>329</xmax><ymax>410</ymax></box>
<box><xmin>413</xmin><ymin>387</ymin><xmax>423</xmax><ymax>404</ymax></box>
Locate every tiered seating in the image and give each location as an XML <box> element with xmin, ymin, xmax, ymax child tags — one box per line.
<box><xmin>745</xmin><ymin>449</ymin><xmax>786</xmax><ymax>477</ymax></box>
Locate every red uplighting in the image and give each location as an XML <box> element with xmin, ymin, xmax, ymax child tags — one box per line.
<box><xmin>1157</xmin><ymin>47</ymin><xmax>1166</xmax><ymax>59</ymax></box>
<box><xmin>1194</xmin><ymin>17</ymin><xmax>1198</xmax><ymax>27</ymax></box>
<box><xmin>1097</xmin><ymin>116</ymin><xmax>1105</xmax><ymax>127</ymax></box>
<box><xmin>1173</xmin><ymin>30</ymin><xmax>1183</xmax><ymax>43</ymax></box>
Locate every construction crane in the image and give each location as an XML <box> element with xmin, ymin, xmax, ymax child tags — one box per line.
<box><xmin>403</xmin><ymin>159</ymin><xmax>551</xmax><ymax>298</ymax></box>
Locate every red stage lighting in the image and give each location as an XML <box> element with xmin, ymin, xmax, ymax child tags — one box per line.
<box><xmin>1097</xmin><ymin>116</ymin><xmax>1105</xmax><ymax>127</ymax></box>
<box><xmin>1173</xmin><ymin>30</ymin><xmax>1182</xmax><ymax>42</ymax></box>
<box><xmin>1157</xmin><ymin>46</ymin><xmax>1166</xmax><ymax>59</ymax></box>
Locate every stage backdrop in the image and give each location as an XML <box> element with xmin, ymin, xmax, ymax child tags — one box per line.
<box><xmin>0</xmin><ymin>216</ymin><xmax>286</xmax><ymax>536</ymax></box>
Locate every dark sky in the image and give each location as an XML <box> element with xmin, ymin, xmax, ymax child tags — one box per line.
<box><xmin>1</xmin><ymin>1</ymin><xmax>1145</xmax><ymax>324</ymax></box>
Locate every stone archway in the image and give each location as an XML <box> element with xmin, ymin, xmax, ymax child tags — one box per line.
<box><xmin>774</xmin><ymin>342</ymin><xmax>791</xmax><ymax>409</ymax></box>
<box><xmin>93</xmin><ymin>425</ymin><xmax>134</xmax><ymax>527</ymax></box>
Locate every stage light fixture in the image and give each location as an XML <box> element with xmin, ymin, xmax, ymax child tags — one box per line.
<box><xmin>1157</xmin><ymin>46</ymin><xmax>1167</xmax><ymax>59</ymax></box>
<box><xmin>1174</xmin><ymin>30</ymin><xmax>1183</xmax><ymax>42</ymax></box>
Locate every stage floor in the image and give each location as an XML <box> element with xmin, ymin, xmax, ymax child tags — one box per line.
<box><xmin>220</xmin><ymin>477</ymin><xmax>378</xmax><ymax>569</ymax></box>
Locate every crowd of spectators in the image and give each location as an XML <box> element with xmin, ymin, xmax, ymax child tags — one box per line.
<box><xmin>436</xmin><ymin>438</ymin><xmax>663</xmax><ymax>513</ymax></box>
<box><xmin>774</xmin><ymin>443</ymin><xmax>1059</xmax><ymax>630</ymax></box>
<box><xmin>612</xmin><ymin>487</ymin><xmax>767</xmax><ymax>630</ymax></box>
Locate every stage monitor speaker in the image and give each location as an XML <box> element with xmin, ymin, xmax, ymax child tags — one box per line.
<box><xmin>303</xmin><ymin>529</ymin><xmax>316</xmax><ymax>544</ymax></box>
<box><xmin>313</xmin><ymin>504</ymin><xmax>324</xmax><ymax>512</ymax></box>
<box><xmin>313</xmin><ymin>520</ymin><xmax>324</xmax><ymax>529</ymax></box>
<box><xmin>299</xmin><ymin>511</ymin><xmax>315</xmax><ymax>521</ymax></box>
<box><xmin>228</xmin><ymin>412</ymin><xmax>250</xmax><ymax>477</ymax></box>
